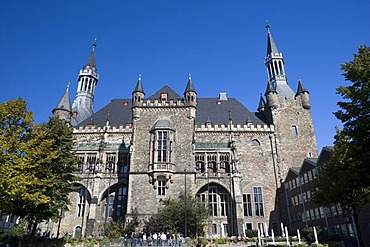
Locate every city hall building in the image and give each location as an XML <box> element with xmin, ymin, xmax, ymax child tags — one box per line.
<box><xmin>51</xmin><ymin>25</ymin><xmax>318</xmax><ymax>238</ymax></box>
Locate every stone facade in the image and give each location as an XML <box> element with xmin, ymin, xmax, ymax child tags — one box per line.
<box><xmin>50</xmin><ymin>27</ymin><xmax>318</xmax><ymax>239</ymax></box>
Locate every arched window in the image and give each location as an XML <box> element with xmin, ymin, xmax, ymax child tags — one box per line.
<box><xmin>251</xmin><ymin>139</ymin><xmax>261</xmax><ymax>146</ymax></box>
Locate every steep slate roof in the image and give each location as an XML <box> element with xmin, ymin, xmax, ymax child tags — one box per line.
<box><xmin>195</xmin><ymin>98</ymin><xmax>266</xmax><ymax>125</ymax></box>
<box><xmin>77</xmin><ymin>99</ymin><xmax>132</xmax><ymax>127</ymax></box>
<box><xmin>76</xmin><ymin>86</ymin><xmax>267</xmax><ymax>128</ymax></box>
<box><xmin>54</xmin><ymin>90</ymin><xmax>71</xmax><ymax>112</ymax></box>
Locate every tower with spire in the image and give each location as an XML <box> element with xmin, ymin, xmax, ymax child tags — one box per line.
<box><xmin>70</xmin><ymin>39</ymin><xmax>99</xmax><ymax>126</ymax></box>
<box><xmin>260</xmin><ymin>22</ymin><xmax>317</xmax><ymax>182</ymax></box>
<box><xmin>52</xmin><ymin>82</ymin><xmax>72</xmax><ymax>124</ymax></box>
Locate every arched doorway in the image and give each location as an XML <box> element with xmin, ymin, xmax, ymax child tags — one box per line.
<box><xmin>74</xmin><ymin>226</ymin><xmax>82</xmax><ymax>239</ymax></box>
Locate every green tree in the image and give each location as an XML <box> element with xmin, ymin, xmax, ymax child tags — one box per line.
<box><xmin>0</xmin><ymin>98</ymin><xmax>49</xmax><ymax>213</ymax></box>
<box><xmin>0</xmin><ymin>99</ymin><xmax>78</xmax><ymax>240</ymax></box>
<box><xmin>23</xmin><ymin>116</ymin><xmax>78</xmax><ymax>236</ymax></box>
<box><xmin>155</xmin><ymin>192</ymin><xmax>207</xmax><ymax>237</ymax></box>
<box><xmin>314</xmin><ymin>46</ymin><xmax>370</xmax><ymax>247</ymax></box>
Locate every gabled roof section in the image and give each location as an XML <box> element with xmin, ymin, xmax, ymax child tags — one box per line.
<box><xmin>196</xmin><ymin>98</ymin><xmax>267</xmax><ymax>126</ymax></box>
<box><xmin>148</xmin><ymin>85</ymin><xmax>182</xmax><ymax>101</ymax></box>
<box><xmin>317</xmin><ymin>146</ymin><xmax>333</xmax><ymax>166</ymax></box>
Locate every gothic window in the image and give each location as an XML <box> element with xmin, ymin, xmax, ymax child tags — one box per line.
<box><xmin>219</xmin><ymin>153</ymin><xmax>230</xmax><ymax>170</ymax></box>
<box><xmin>115</xmin><ymin>186</ymin><xmax>127</xmax><ymax>217</ymax></box>
<box><xmin>243</xmin><ymin>194</ymin><xmax>253</xmax><ymax>217</ymax></box>
<box><xmin>199</xmin><ymin>186</ymin><xmax>229</xmax><ymax>217</ymax></box>
<box><xmin>253</xmin><ymin>187</ymin><xmax>264</xmax><ymax>217</ymax></box>
<box><xmin>157</xmin><ymin>176</ymin><xmax>166</xmax><ymax>196</ymax></box>
<box><xmin>106</xmin><ymin>153</ymin><xmax>116</xmax><ymax>172</ymax></box>
<box><xmin>207</xmin><ymin>153</ymin><xmax>217</xmax><ymax>173</ymax></box>
<box><xmin>86</xmin><ymin>154</ymin><xmax>97</xmax><ymax>173</ymax></box>
<box><xmin>291</xmin><ymin>126</ymin><xmax>298</xmax><ymax>137</ymax></box>
<box><xmin>195</xmin><ymin>154</ymin><xmax>205</xmax><ymax>173</ymax></box>
<box><xmin>77</xmin><ymin>155</ymin><xmax>84</xmax><ymax>172</ymax></box>
<box><xmin>118</xmin><ymin>153</ymin><xmax>129</xmax><ymax>174</ymax></box>
<box><xmin>76</xmin><ymin>188</ymin><xmax>86</xmax><ymax>218</ymax></box>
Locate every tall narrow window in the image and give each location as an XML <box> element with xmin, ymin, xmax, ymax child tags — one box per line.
<box><xmin>209</xmin><ymin>187</ymin><xmax>218</xmax><ymax>216</ymax></box>
<box><xmin>219</xmin><ymin>194</ymin><xmax>229</xmax><ymax>216</ymax></box>
<box><xmin>253</xmin><ymin>187</ymin><xmax>264</xmax><ymax>217</ymax></box>
<box><xmin>118</xmin><ymin>153</ymin><xmax>129</xmax><ymax>174</ymax></box>
<box><xmin>243</xmin><ymin>194</ymin><xmax>253</xmax><ymax>217</ymax></box>
<box><xmin>157</xmin><ymin>177</ymin><xmax>166</xmax><ymax>196</ymax></box>
<box><xmin>105</xmin><ymin>194</ymin><xmax>114</xmax><ymax>218</ymax></box>
<box><xmin>291</xmin><ymin>126</ymin><xmax>298</xmax><ymax>137</ymax></box>
<box><xmin>157</xmin><ymin>131</ymin><xmax>168</xmax><ymax>162</ymax></box>
<box><xmin>77</xmin><ymin>188</ymin><xmax>86</xmax><ymax>217</ymax></box>
<box><xmin>116</xmin><ymin>186</ymin><xmax>127</xmax><ymax>217</ymax></box>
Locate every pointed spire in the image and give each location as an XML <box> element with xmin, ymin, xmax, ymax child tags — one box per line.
<box><xmin>266</xmin><ymin>21</ymin><xmax>279</xmax><ymax>55</ymax></box>
<box><xmin>296</xmin><ymin>79</ymin><xmax>309</xmax><ymax>95</ymax></box>
<box><xmin>258</xmin><ymin>95</ymin><xmax>266</xmax><ymax>111</ymax></box>
<box><xmin>185</xmin><ymin>73</ymin><xmax>196</xmax><ymax>93</ymax></box>
<box><xmin>85</xmin><ymin>38</ymin><xmax>97</xmax><ymax>70</ymax></box>
<box><xmin>133</xmin><ymin>74</ymin><xmax>144</xmax><ymax>93</ymax></box>
<box><xmin>265</xmin><ymin>81</ymin><xmax>276</xmax><ymax>95</ymax></box>
<box><xmin>54</xmin><ymin>83</ymin><xmax>72</xmax><ymax>112</ymax></box>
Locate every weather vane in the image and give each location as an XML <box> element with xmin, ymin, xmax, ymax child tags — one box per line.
<box><xmin>92</xmin><ymin>38</ymin><xmax>97</xmax><ymax>50</ymax></box>
<box><xmin>265</xmin><ymin>20</ymin><xmax>271</xmax><ymax>33</ymax></box>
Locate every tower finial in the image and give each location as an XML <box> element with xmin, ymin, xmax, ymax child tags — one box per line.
<box><xmin>138</xmin><ymin>74</ymin><xmax>141</xmax><ymax>81</ymax></box>
<box><xmin>66</xmin><ymin>81</ymin><xmax>70</xmax><ymax>92</ymax></box>
<box><xmin>188</xmin><ymin>73</ymin><xmax>192</xmax><ymax>81</ymax></box>
<box><xmin>92</xmin><ymin>38</ymin><xmax>97</xmax><ymax>50</ymax></box>
<box><xmin>265</xmin><ymin>20</ymin><xmax>271</xmax><ymax>33</ymax></box>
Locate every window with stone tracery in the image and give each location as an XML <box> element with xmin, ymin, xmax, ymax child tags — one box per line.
<box><xmin>76</xmin><ymin>188</ymin><xmax>86</xmax><ymax>218</ymax></box>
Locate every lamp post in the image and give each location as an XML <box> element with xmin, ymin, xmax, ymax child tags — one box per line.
<box><xmin>81</xmin><ymin>162</ymin><xmax>95</xmax><ymax>238</ymax></box>
<box><xmin>104</xmin><ymin>162</ymin><xmax>114</xmax><ymax>236</ymax></box>
<box><xmin>184</xmin><ymin>169</ymin><xmax>187</xmax><ymax>238</ymax></box>
<box><xmin>207</xmin><ymin>163</ymin><xmax>212</xmax><ymax>238</ymax></box>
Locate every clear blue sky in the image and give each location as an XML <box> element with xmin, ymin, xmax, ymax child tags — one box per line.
<box><xmin>1</xmin><ymin>1</ymin><xmax>369</xmax><ymax>152</ymax></box>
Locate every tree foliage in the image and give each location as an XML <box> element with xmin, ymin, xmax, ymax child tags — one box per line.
<box><xmin>151</xmin><ymin>192</ymin><xmax>207</xmax><ymax>237</ymax></box>
<box><xmin>0</xmin><ymin>98</ymin><xmax>78</xmax><ymax>234</ymax></box>
<box><xmin>314</xmin><ymin>46</ymin><xmax>370</xmax><ymax>246</ymax></box>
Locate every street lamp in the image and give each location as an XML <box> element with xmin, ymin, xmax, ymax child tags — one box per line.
<box><xmin>184</xmin><ymin>169</ymin><xmax>187</xmax><ymax>238</ymax></box>
<box><xmin>81</xmin><ymin>162</ymin><xmax>95</xmax><ymax>238</ymax></box>
<box><xmin>104</xmin><ymin>161</ymin><xmax>114</xmax><ymax>236</ymax></box>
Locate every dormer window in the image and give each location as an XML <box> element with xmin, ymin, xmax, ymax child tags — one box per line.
<box><xmin>160</xmin><ymin>92</ymin><xmax>168</xmax><ymax>101</ymax></box>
